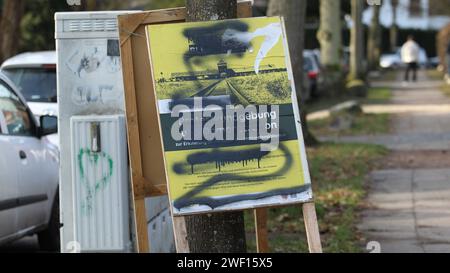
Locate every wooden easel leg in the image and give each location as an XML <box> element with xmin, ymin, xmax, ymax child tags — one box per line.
<box><xmin>254</xmin><ymin>208</ymin><xmax>269</xmax><ymax>253</ymax></box>
<box><xmin>302</xmin><ymin>202</ymin><xmax>322</xmax><ymax>253</ymax></box>
<box><xmin>172</xmin><ymin>216</ymin><xmax>190</xmax><ymax>253</ymax></box>
<box><xmin>134</xmin><ymin>197</ymin><xmax>150</xmax><ymax>253</ymax></box>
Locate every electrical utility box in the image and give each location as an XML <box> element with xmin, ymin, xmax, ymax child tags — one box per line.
<box><xmin>55</xmin><ymin>11</ymin><xmax>175</xmax><ymax>253</ymax></box>
<box><xmin>70</xmin><ymin>115</ymin><xmax>129</xmax><ymax>251</ymax></box>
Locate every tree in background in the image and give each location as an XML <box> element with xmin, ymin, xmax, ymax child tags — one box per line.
<box><xmin>390</xmin><ymin>0</ymin><xmax>399</xmax><ymax>52</ymax></box>
<box><xmin>267</xmin><ymin>0</ymin><xmax>317</xmax><ymax>146</ymax></box>
<box><xmin>348</xmin><ymin>0</ymin><xmax>367</xmax><ymax>96</ymax></box>
<box><xmin>367</xmin><ymin>3</ymin><xmax>381</xmax><ymax>71</ymax></box>
<box><xmin>437</xmin><ymin>23</ymin><xmax>450</xmax><ymax>73</ymax></box>
<box><xmin>0</xmin><ymin>0</ymin><xmax>25</xmax><ymax>63</ymax></box>
<box><xmin>429</xmin><ymin>0</ymin><xmax>450</xmax><ymax>16</ymax></box>
<box><xmin>18</xmin><ymin>0</ymin><xmax>105</xmax><ymax>54</ymax></box>
<box><xmin>15</xmin><ymin>0</ymin><xmax>187</xmax><ymax>55</ymax></box>
<box><xmin>183</xmin><ymin>0</ymin><xmax>247</xmax><ymax>253</ymax></box>
<box><xmin>317</xmin><ymin>0</ymin><xmax>343</xmax><ymax>96</ymax></box>
<box><xmin>19</xmin><ymin>0</ymin><xmax>71</xmax><ymax>53</ymax></box>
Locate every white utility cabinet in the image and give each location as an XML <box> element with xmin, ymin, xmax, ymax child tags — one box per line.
<box><xmin>55</xmin><ymin>11</ymin><xmax>174</xmax><ymax>253</ymax></box>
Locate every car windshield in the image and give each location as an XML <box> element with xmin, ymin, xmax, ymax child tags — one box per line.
<box><xmin>2</xmin><ymin>67</ymin><xmax>57</xmax><ymax>103</ymax></box>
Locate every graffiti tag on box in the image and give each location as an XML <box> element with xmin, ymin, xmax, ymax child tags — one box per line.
<box><xmin>65</xmin><ymin>39</ymin><xmax>122</xmax><ymax>106</ymax></box>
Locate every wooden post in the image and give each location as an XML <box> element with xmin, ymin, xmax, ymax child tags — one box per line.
<box><xmin>254</xmin><ymin>208</ymin><xmax>269</xmax><ymax>253</ymax></box>
<box><xmin>254</xmin><ymin>203</ymin><xmax>323</xmax><ymax>253</ymax></box>
<box><xmin>120</xmin><ymin>36</ymin><xmax>151</xmax><ymax>253</ymax></box>
<box><xmin>134</xmin><ymin>198</ymin><xmax>150</xmax><ymax>252</ymax></box>
<box><xmin>302</xmin><ymin>202</ymin><xmax>323</xmax><ymax>253</ymax></box>
<box><xmin>172</xmin><ymin>217</ymin><xmax>190</xmax><ymax>253</ymax></box>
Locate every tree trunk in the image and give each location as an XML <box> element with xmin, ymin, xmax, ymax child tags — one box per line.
<box><xmin>436</xmin><ymin>25</ymin><xmax>450</xmax><ymax>73</ymax></box>
<box><xmin>390</xmin><ymin>0</ymin><xmax>398</xmax><ymax>52</ymax></box>
<box><xmin>82</xmin><ymin>0</ymin><xmax>97</xmax><ymax>11</ymax></box>
<box><xmin>367</xmin><ymin>4</ymin><xmax>381</xmax><ymax>71</ymax></box>
<box><xmin>183</xmin><ymin>0</ymin><xmax>247</xmax><ymax>253</ymax></box>
<box><xmin>186</xmin><ymin>0</ymin><xmax>237</xmax><ymax>21</ymax></box>
<box><xmin>317</xmin><ymin>0</ymin><xmax>343</xmax><ymax>96</ymax></box>
<box><xmin>317</xmin><ymin>0</ymin><xmax>342</xmax><ymax>68</ymax></box>
<box><xmin>0</xmin><ymin>0</ymin><xmax>24</xmax><ymax>63</ymax></box>
<box><xmin>267</xmin><ymin>0</ymin><xmax>317</xmax><ymax>146</ymax></box>
<box><xmin>349</xmin><ymin>0</ymin><xmax>365</xmax><ymax>81</ymax></box>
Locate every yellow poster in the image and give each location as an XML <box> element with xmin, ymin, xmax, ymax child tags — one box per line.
<box><xmin>147</xmin><ymin>17</ymin><xmax>313</xmax><ymax>215</ymax></box>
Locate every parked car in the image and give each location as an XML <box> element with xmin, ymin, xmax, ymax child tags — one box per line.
<box><xmin>304</xmin><ymin>50</ymin><xmax>324</xmax><ymax>98</ymax></box>
<box><xmin>311</xmin><ymin>49</ymin><xmax>326</xmax><ymax>94</ymax></box>
<box><xmin>300</xmin><ymin>66</ymin><xmax>311</xmax><ymax>102</ymax></box>
<box><xmin>310</xmin><ymin>49</ymin><xmax>322</xmax><ymax>68</ymax></box>
<box><xmin>428</xmin><ymin>56</ymin><xmax>440</xmax><ymax>69</ymax></box>
<box><xmin>1</xmin><ymin>51</ymin><xmax>57</xmax><ymax>117</ymax></box>
<box><xmin>0</xmin><ymin>72</ymin><xmax>60</xmax><ymax>251</ymax></box>
<box><xmin>380</xmin><ymin>47</ymin><xmax>428</xmax><ymax>69</ymax></box>
<box><xmin>1</xmin><ymin>51</ymin><xmax>58</xmax><ymax>147</ymax></box>
<box><xmin>380</xmin><ymin>51</ymin><xmax>402</xmax><ymax>69</ymax></box>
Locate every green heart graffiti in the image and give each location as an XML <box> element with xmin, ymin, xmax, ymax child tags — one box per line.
<box><xmin>77</xmin><ymin>148</ymin><xmax>114</xmax><ymax>215</ymax></box>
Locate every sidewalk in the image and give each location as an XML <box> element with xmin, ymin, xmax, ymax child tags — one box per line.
<box><xmin>361</xmin><ymin>71</ymin><xmax>450</xmax><ymax>253</ymax></box>
<box><xmin>316</xmin><ymin>70</ymin><xmax>450</xmax><ymax>253</ymax></box>
<box><xmin>314</xmin><ymin>72</ymin><xmax>450</xmax><ymax>150</ymax></box>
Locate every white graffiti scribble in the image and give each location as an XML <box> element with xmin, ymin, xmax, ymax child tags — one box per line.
<box><xmin>222</xmin><ymin>23</ymin><xmax>282</xmax><ymax>74</ymax></box>
<box><xmin>71</xmin><ymin>84</ymin><xmax>119</xmax><ymax>106</ymax></box>
<box><xmin>66</xmin><ymin>46</ymin><xmax>105</xmax><ymax>79</ymax></box>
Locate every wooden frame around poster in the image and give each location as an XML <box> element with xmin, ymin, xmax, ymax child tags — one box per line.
<box><xmin>118</xmin><ymin>2</ymin><xmax>322</xmax><ymax>253</ymax></box>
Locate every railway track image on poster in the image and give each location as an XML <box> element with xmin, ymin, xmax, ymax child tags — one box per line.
<box><xmin>146</xmin><ymin>16</ymin><xmax>313</xmax><ymax>216</ymax></box>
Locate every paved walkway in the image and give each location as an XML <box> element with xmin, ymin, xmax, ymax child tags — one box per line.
<box><xmin>317</xmin><ymin>71</ymin><xmax>450</xmax><ymax>253</ymax></box>
<box><xmin>360</xmin><ymin>169</ymin><xmax>450</xmax><ymax>253</ymax></box>
<box><xmin>315</xmin><ymin>72</ymin><xmax>450</xmax><ymax>151</ymax></box>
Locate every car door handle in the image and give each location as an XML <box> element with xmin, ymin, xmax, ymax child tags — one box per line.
<box><xmin>19</xmin><ymin>150</ymin><xmax>27</xmax><ymax>159</ymax></box>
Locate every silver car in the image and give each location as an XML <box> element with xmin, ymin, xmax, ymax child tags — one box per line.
<box><xmin>1</xmin><ymin>51</ymin><xmax>58</xmax><ymax>147</ymax></box>
<box><xmin>0</xmin><ymin>72</ymin><xmax>59</xmax><ymax>251</ymax></box>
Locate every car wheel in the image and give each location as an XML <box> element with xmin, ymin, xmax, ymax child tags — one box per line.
<box><xmin>38</xmin><ymin>192</ymin><xmax>60</xmax><ymax>252</ymax></box>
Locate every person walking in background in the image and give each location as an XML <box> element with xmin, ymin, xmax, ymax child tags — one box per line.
<box><xmin>401</xmin><ymin>35</ymin><xmax>420</xmax><ymax>82</ymax></box>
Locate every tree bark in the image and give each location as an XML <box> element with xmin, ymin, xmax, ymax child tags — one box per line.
<box><xmin>390</xmin><ymin>0</ymin><xmax>399</xmax><ymax>52</ymax></box>
<box><xmin>183</xmin><ymin>0</ymin><xmax>247</xmax><ymax>253</ymax></box>
<box><xmin>267</xmin><ymin>0</ymin><xmax>317</xmax><ymax>146</ymax></box>
<box><xmin>317</xmin><ymin>0</ymin><xmax>343</xmax><ymax>96</ymax></box>
<box><xmin>0</xmin><ymin>0</ymin><xmax>24</xmax><ymax>63</ymax></box>
<box><xmin>317</xmin><ymin>0</ymin><xmax>342</xmax><ymax>68</ymax></box>
<box><xmin>186</xmin><ymin>0</ymin><xmax>237</xmax><ymax>21</ymax></box>
<box><xmin>81</xmin><ymin>0</ymin><xmax>97</xmax><ymax>11</ymax></box>
<box><xmin>367</xmin><ymin>4</ymin><xmax>381</xmax><ymax>71</ymax></box>
<box><xmin>436</xmin><ymin>24</ymin><xmax>450</xmax><ymax>73</ymax></box>
<box><xmin>349</xmin><ymin>0</ymin><xmax>365</xmax><ymax>81</ymax></box>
